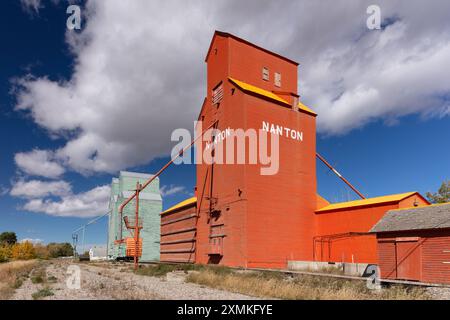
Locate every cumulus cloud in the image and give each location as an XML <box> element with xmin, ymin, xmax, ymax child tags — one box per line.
<box><xmin>19</xmin><ymin>238</ymin><xmax>43</xmax><ymax>244</ymax></box>
<box><xmin>13</xmin><ymin>0</ymin><xmax>450</xmax><ymax>176</ymax></box>
<box><xmin>22</xmin><ymin>185</ymin><xmax>110</xmax><ymax>218</ymax></box>
<box><xmin>10</xmin><ymin>180</ymin><xmax>71</xmax><ymax>198</ymax></box>
<box><xmin>15</xmin><ymin>149</ymin><xmax>65</xmax><ymax>178</ymax></box>
<box><xmin>160</xmin><ymin>185</ymin><xmax>187</xmax><ymax>197</ymax></box>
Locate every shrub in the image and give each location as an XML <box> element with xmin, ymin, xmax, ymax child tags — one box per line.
<box><xmin>0</xmin><ymin>245</ymin><xmax>12</xmax><ymax>263</ymax></box>
<box><xmin>32</xmin><ymin>287</ymin><xmax>54</xmax><ymax>300</ymax></box>
<box><xmin>11</xmin><ymin>242</ymin><xmax>36</xmax><ymax>260</ymax></box>
<box><xmin>47</xmin><ymin>242</ymin><xmax>74</xmax><ymax>258</ymax></box>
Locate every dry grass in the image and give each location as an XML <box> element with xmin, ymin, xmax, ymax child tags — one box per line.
<box><xmin>186</xmin><ymin>269</ymin><xmax>430</xmax><ymax>300</ymax></box>
<box><xmin>0</xmin><ymin>260</ymin><xmax>38</xmax><ymax>299</ymax></box>
<box><xmin>135</xmin><ymin>263</ymin><xmax>205</xmax><ymax>277</ymax></box>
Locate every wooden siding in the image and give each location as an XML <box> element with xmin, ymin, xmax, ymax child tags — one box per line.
<box><xmin>160</xmin><ymin>205</ymin><xmax>197</xmax><ymax>263</ymax></box>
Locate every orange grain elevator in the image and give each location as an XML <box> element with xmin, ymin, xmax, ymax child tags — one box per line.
<box><xmin>195</xmin><ymin>31</ymin><xmax>318</xmax><ymax>268</ymax></box>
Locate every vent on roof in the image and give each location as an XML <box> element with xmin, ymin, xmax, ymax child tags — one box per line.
<box><xmin>212</xmin><ymin>82</ymin><xmax>224</xmax><ymax>105</ymax></box>
<box><xmin>262</xmin><ymin>67</ymin><xmax>269</xmax><ymax>81</ymax></box>
<box><xmin>275</xmin><ymin>72</ymin><xmax>281</xmax><ymax>87</ymax></box>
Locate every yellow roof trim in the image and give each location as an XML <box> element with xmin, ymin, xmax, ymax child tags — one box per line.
<box><xmin>317</xmin><ymin>194</ymin><xmax>330</xmax><ymax>204</ymax></box>
<box><xmin>228</xmin><ymin>77</ymin><xmax>317</xmax><ymax>116</ymax></box>
<box><xmin>316</xmin><ymin>192</ymin><xmax>418</xmax><ymax>213</ymax></box>
<box><xmin>298</xmin><ymin>101</ymin><xmax>317</xmax><ymax>115</ymax></box>
<box><xmin>388</xmin><ymin>200</ymin><xmax>441</xmax><ymax>213</ymax></box>
<box><xmin>229</xmin><ymin>77</ymin><xmax>288</xmax><ymax>104</ymax></box>
<box><xmin>161</xmin><ymin>197</ymin><xmax>197</xmax><ymax>215</ymax></box>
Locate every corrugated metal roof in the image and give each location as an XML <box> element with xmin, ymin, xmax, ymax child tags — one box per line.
<box><xmin>161</xmin><ymin>197</ymin><xmax>197</xmax><ymax>215</ymax></box>
<box><xmin>371</xmin><ymin>203</ymin><xmax>450</xmax><ymax>233</ymax></box>
<box><xmin>228</xmin><ymin>78</ymin><xmax>317</xmax><ymax>116</ymax></box>
<box><xmin>315</xmin><ymin>192</ymin><xmax>418</xmax><ymax>213</ymax></box>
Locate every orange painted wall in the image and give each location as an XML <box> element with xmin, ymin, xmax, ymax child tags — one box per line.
<box><xmin>244</xmin><ymin>94</ymin><xmax>316</xmax><ymax>268</ymax></box>
<box><xmin>315</xmin><ymin>196</ymin><xmax>429</xmax><ymax>264</ymax></box>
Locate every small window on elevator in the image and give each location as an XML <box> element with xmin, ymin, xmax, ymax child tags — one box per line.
<box><xmin>275</xmin><ymin>72</ymin><xmax>281</xmax><ymax>87</ymax></box>
<box><xmin>262</xmin><ymin>67</ymin><xmax>269</xmax><ymax>81</ymax></box>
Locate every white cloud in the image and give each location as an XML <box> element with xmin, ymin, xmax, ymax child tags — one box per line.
<box><xmin>10</xmin><ymin>180</ymin><xmax>72</xmax><ymax>198</ymax></box>
<box><xmin>22</xmin><ymin>185</ymin><xmax>110</xmax><ymax>218</ymax></box>
<box><xmin>15</xmin><ymin>149</ymin><xmax>65</xmax><ymax>178</ymax></box>
<box><xmin>13</xmin><ymin>0</ymin><xmax>450</xmax><ymax>176</ymax></box>
<box><xmin>20</xmin><ymin>0</ymin><xmax>42</xmax><ymax>14</ymax></box>
<box><xmin>19</xmin><ymin>238</ymin><xmax>43</xmax><ymax>244</ymax></box>
<box><xmin>160</xmin><ymin>185</ymin><xmax>187</xmax><ymax>197</ymax></box>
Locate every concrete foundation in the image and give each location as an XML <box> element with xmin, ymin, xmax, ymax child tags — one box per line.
<box><xmin>288</xmin><ymin>261</ymin><xmax>374</xmax><ymax>277</ymax></box>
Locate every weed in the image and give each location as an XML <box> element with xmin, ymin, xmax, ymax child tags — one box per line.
<box><xmin>135</xmin><ymin>264</ymin><xmax>205</xmax><ymax>277</ymax></box>
<box><xmin>32</xmin><ymin>287</ymin><xmax>54</xmax><ymax>300</ymax></box>
<box><xmin>12</xmin><ymin>278</ymin><xmax>24</xmax><ymax>289</ymax></box>
<box><xmin>31</xmin><ymin>275</ymin><xmax>44</xmax><ymax>284</ymax></box>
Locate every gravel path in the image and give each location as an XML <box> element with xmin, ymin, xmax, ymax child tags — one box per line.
<box><xmin>12</xmin><ymin>260</ymin><xmax>257</xmax><ymax>300</ymax></box>
<box><xmin>426</xmin><ymin>287</ymin><xmax>450</xmax><ymax>300</ymax></box>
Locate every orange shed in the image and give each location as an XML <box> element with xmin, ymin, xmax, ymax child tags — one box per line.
<box><xmin>371</xmin><ymin>203</ymin><xmax>450</xmax><ymax>284</ymax></box>
<box><xmin>314</xmin><ymin>192</ymin><xmax>429</xmax><ymax>264</ymax></box>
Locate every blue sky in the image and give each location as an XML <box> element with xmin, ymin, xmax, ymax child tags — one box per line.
<box><xmin>0</xmin><ymin>1</ymin><xmax>449</xmax><ymax>246</ymax></box>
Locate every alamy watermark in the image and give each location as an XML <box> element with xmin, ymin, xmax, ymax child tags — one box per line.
<box><xmin>366</xmin><ymin>5</ymin><xmax>381</xmax><ymax>30</ymax></box>
<box><xmin>66</xmin><ymin>265</ymin><xmax>81</xmax><ymax>289</ymax></box>
<box><xmin>366</xmin><ymin>265</ymin><xmax>382</xmax><ymax>290</ymax></box>
<box><xmin>66</xmin><ymin>5</ymin><xmax>81</xmax><ymax>30</ymax></box>
<box><xmin>171</xmin><ymin>120</ymin><xmax>305</xmax><ymax>176</ymax></box>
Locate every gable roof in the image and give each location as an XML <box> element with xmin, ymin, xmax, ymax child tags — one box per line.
<box><xmin>205</xmin><ymin>30</ymin><xmax>299</xmax><ymax>66</ymax></box>
<box><xmin>161</xmin><ymin>197</ymin><xmax>197</xmax><ymax>215</ymax></box>
<box><xmin>228</xmin><ymin>77</ymin><xmax>317</xmax><ymax>116</ymax></box>
<box><xmin>315</xmin><ymin>192</ymin><xmax>421</xmax><ymax>213</ymax></box>
<box><xmin>371</xmin><ymin>202</ymin><xmax>450</xmax><ymax>233</ymax></box>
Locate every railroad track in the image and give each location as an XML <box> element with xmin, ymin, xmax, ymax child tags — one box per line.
<box><xmin>106</xmin><ymin>260</ymin><xmax>450</xmax><ymax>289</ymax></box>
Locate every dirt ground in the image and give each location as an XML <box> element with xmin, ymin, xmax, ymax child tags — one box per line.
<box><xmin>11</xmin><ymin>260</ymin><xmax>257</xmax><ymax>300</ymax></box>
<box><xmin>8</xmin><ymin>259</ymin><xmax>450</xmax><ymax>300</ymax></box>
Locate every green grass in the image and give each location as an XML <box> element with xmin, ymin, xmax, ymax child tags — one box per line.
<box><xmin>32</xmin><ymin>287</ymin><xmax>54</xmax><ymax>300</ymax></box>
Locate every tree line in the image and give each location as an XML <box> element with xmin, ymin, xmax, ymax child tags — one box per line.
<box><xmin>0</xmin><ymin>232</ymin><xmax>73</xmax><ymax>263</ymax></box>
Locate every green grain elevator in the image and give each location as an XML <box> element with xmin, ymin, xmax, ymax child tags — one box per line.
<box><xmin>107</xmin><ymin>171</ymin><xmax>162</xmax><ymax>262</ymax></box>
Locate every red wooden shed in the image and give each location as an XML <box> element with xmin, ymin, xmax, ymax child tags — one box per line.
<box><xmin>371</xmin><ymin>203</ymin><xmax>450</xmax><ymax>285</ymax></box>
